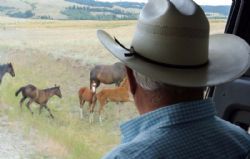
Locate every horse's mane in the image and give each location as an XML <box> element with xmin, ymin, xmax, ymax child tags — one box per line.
<box><xmin>0</xmin><ymin>64</ymin><xmax>8</xmax><ymax>74</ymax></box>
<box><xmin>43</xmin><ymin>87</ymin><xmax>59</xmax><ymax>92</ymax></box>
<box><xmin>119</xmin><ymin>77</ymin><xmax>129</xmax><ymax>89</ymax></box>
<box><xmin>0</xmin><ymin>64</ymin><xmax>8</xmax><ymax>68</ymax></box>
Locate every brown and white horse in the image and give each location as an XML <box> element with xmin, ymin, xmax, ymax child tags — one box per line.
<box><xmin>78</xmin><ymin>87</ymin><xmax>95</xmax><ymax>119</ymax></box>
<box><xmin>90</xmin><ymin>77</ymin><xmax>132</xmax><ymax>123</ymax></box>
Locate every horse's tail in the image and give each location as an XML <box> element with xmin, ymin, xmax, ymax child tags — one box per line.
<box><xmin>15</xmin><ymin>87</ymin><xmax>23</xmax><ymax>96</ymax></box>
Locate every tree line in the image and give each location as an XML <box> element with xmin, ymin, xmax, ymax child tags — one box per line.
<box><xmin>65</xmin><ymin>0</ymin><xmax>144</xmax><ymax>9</ymax></box>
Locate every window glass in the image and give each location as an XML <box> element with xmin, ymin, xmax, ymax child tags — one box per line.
<box><xmin>0</xmin><ymin>1</ymin><xmax>231</xmax><ymax>158</ymax></box>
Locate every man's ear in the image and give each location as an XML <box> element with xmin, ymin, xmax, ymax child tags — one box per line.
<box><xmin>126</xmin><ymin>66</ymin><xmax>137</xmax><ymax>95</ymax></box>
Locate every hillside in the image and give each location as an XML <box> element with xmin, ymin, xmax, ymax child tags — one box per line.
<box><xmin>0</xmin><ymin>0</ymin><xmax>230</xmax><ymax>20</ymax></box>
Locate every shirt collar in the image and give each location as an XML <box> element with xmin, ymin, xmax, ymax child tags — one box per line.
<box><xmin>120</xmin><ymin>98</ymin><xmax>216</xmax><ymax>143</ymax></box>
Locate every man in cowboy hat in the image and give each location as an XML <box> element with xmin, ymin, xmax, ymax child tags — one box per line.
<box><xmin>97</xmin><ymin>0</ymin><xmax>250</xmax><ymax>158</ymax></box>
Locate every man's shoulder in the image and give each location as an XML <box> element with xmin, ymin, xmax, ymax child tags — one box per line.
<box><xmin>215</xmin><ymin>117</ymin><xmax>250</xmax><ymax>142</ymax></box>
<box><xmin>102</xmin><ymin>117</ymin><xmax>250</xmax><ymax>159</ymax></box>
<box><xmin>102</xmin><ymin>129</ymin><xmax>171</xmax><ymax>159</ymax></box>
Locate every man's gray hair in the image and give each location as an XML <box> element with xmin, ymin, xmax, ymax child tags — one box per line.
<box><xmin>133</xmin><ymin>70</ymin><xmax>207</xmax><ymax>98</ymax></box>
<box><xmin>133</xmin><ymin>71</ymin><xmax>167</xmax><ymax>91</ymax></box>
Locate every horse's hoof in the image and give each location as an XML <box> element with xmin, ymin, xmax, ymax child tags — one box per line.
<box><xmin>99</xmin><ymin>116</ymin><xmax>103</xmax><ymax>124</ymax></box>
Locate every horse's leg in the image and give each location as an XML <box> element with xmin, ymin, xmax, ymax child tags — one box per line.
<box><xmin>89</xmin><ymin>113</ymin><xmax>93</xmax><ymax>123</ymax></box>
<box><xmin>44</xmin><ymin>105</ymin><xmax>54</xmax><ymax>119</ymax></box>
<box><xmin>115</xmin><ymin>81</ymin><xmax>121</xmax><ymax>105</ymax></box>
<box><xmin>39</xmin><ymin>105</ymin><xmax>43</xmax><ymax>115</ymax></box>
<box><xmin>89</xmin><ymin>95</ymin><xmax>97</xmax><ymax>123</ymax></box>
<box><xmin>88</xmin><ymin>101</ymin><xmax>93</xmax><ymax>122</ymax></box>
<box><xmin>99</xmin><ymin>107</ymin><xmax>103</xmax><ymax>124</ymax></box>
<box><xmin>114</xmin><ymin>82</ymin><xmax>120</xmax><ymax>107</ymax></box>
<box><xmin>87</xmin><ymin>101</ymin><xmax>92</xmax><ymax>112</ymax></box>
<box><xmin>100</xmin><ymin>95</ymin><xmax>109</xmax><ymax>124</ymax></box>
<box><xmin>79</xmin><ymin>94</ymin><xmax>83</xmax><ymax>119</ymax></box>
<box><xmin>98</xmin><ymin>99</ymin><xmax>106</xmax><ymax>124</ymax></box>
<box><xmin>89</xmin><ymin>102</ymin><xmax>95</xmax><ymax>124</ymax></box>
<box><xmin>89</xmin><ymin>111</ymin><xmax>94</xmax><ymax>124</ymax></box>
<box><xmin>26</xmin><ymin>99</ymin><xmax>34</xmax><ymax>115</ymax></box>
<box><xmin>80</xmin><ymin>101</ymin><xmax>85</xmax><ymax>119</ymax></box>
<box><xmin>19</xmin><ymin>96</ymin><xmax>27</xmax><ymax>110</ymax></box>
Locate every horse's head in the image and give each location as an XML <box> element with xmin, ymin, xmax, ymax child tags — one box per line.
<box><xmin>120</xmin><ymin>77</ymin><xmax>129</xmax><ymax>88</ymax></box>
<box><xmin>91</xmin><ymin>82</ymin><xmax>97</xmax><ymax>93</ymax></box>
<box><xmin>54</xmin><ymin>85</ymin><xmax>62</xmax><ymax>98</ymax></box>
<box><xmin>7</xmin><ymin>63</ymin><xmax>15</xmax><ymax>77</ymax></box>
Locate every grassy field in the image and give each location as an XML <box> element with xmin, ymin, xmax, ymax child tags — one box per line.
<box><xmin>0</xmin><ymin>17</ymin><xmax>226</xmax><ymax>159</ymax></box>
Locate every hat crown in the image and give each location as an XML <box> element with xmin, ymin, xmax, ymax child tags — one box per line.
<box><xmin>131</xmin><ymin>0</ymin><xmax>209</xmax><ymax>66</ymax></box>
<box><xmin>97</xmin><ymin>0</ymin><xmax>250</xmax><ymax>87</ymax></box>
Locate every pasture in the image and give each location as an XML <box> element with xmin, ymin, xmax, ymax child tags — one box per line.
<box><xmin>0</xmin><ymin>16</ymin><xmax>226</xmax><ymax>159</ymax></box>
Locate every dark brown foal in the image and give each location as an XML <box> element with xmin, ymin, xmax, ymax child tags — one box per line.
<box><xmin>15</xmin><ymin>84</ymin><xmax>62</xmax><ymax>118</ymax></box>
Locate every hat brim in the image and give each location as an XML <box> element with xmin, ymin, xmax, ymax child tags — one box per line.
<box><xmin>97</xmin><ymin>30</ymin><xmax>250</xmax><ymax>87</ymax></box>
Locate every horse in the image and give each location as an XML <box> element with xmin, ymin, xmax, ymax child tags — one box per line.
<box><xmin>90</xmin><ymin>62</ymin><xmax>126</xmax><ymax>93</ymax></box>
<box><xmin>0</xmin><ymin>63</ymin><xmax>15</xmax><ymax>84</ymax></box>
<box><xmin>78</xmin><ymin>87</ymin><xmax>95</xmax><ymax>119</ymax></box>
<box><xmin>15</xmin><ymin>84</ymin><xmax>62</xmax><ymax>118</ymax></box>
<box><xmin>90</xmin><ymin>77</ymin><xmax>132</xmax><ymax>123</ymax></box>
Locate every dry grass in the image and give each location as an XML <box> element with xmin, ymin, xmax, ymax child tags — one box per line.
<box><xmin>0</xmin><ymin>18</ymin><xmax>136</xmax><ymax>66</ymax></box>
<box><xmin>34</xmin><ymin>136</ymin><xmax>69</xmax><ymax>158</ymax></box>
<box><xmin>209</xmin><ymin>19</ymin><xmax>227</xmax><ymax>34</ymax></box>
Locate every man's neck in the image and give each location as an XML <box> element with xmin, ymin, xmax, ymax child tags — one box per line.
<box><xmin>134</xmin><ymin>85</ymin><xmax>204</xmax><ymax>115</ymax></box>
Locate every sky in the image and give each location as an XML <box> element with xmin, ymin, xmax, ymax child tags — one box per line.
<box><xmin>96</xmin><ymin>0</ymin><xmax>232</xmax><ymax>6</ymax></box>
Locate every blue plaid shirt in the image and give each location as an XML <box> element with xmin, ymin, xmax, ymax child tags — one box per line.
<box><xmin>102</xmin><ymin>99</ymin><xmax>250</xmax><ymax>159</ymax></box>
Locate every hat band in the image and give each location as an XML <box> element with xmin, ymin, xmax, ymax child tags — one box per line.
<box><xmin>137</xmin><ymin>21</ymin><xmax>208</xmax><ymax>38</ymax></box>
<box><xmin>114</xmin><ymin>37</ymin><xmax>208</xmax><ymax>69</ymax></box>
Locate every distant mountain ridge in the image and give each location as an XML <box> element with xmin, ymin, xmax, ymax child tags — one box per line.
<box><xmin>0</xmin><ymin>0</ymin><xmax>230</xmax><ymax>20</ymax></box>
<box><xmin>66</xmin><ymin>0</ymin><xmax>145</xmax><ymax>9</ymax></box>
<box><xmin>202</xmin><ymin>5</ymin><xmax>230</xmax><ymax>17</ymax></box>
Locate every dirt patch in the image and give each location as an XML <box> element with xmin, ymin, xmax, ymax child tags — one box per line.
<box><xmin>0</xmin><ymin>114</ymin><xmax>35</xmax><ymax>159</ymax></box>
<box><xmin>35</xmin><ymin>137</ymin><xmax>68</xmax><ymax>158</ymax></box>
<box><xmin>0</xmin><ymin>104</ymin><xmax>68</xmax><ymax>159</ymax></box>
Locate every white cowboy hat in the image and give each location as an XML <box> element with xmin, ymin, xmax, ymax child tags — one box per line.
<box><xmin>97</xmin><ymin>0</ymin><xmax>250</xmax><ymax>87</ymax></box>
